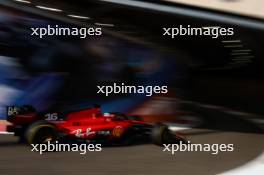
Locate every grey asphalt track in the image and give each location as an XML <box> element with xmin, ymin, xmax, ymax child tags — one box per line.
<box><xmin>1</xmin><ymin>103</ymin><xmax>264</xmax><ymax>175</ymax></box>
<box><xmin>0</xmin><ymin>128</ymin><xmax>263</xmax><ymax>175</ymax></box>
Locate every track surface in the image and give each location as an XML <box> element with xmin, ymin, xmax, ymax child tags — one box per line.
<box><xmin>0</xmin><ymin>129</ymin><xmax>263</xmax><ymax>175</ymax></box>
<box><xmin>1</xmin><ymin>105</ymin><xmax>264</xmax><ymax>175</ymax></box>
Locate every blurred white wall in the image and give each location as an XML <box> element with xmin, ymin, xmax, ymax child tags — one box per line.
<box><xmin>165</xmin><ymin>0</ymin><xmax>264</xmax><ymax>19</ymax></box>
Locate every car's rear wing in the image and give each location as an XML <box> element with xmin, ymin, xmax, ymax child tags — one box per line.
<box><xmin>7</xmin><ymin>106</ymin><xmax>20</xmax><ymax>122</ymax></box>
<box><xmin>7</xmin><ymin>106</ymin><xmax>19</xmax><ymax>118</ymax></box>
<box><xmin>6</xmin><ymin>105</ymin><xmax>36</xmax><ymax>121</ymax></box>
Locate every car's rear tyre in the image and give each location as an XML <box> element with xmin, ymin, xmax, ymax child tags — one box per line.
<box><xmin>25</xmin><ymin>120</ymin><xmax>58</xmax><ymax>144</ymax></box>
<box><xmin>151</xmin><ymin>124</ymin><xmax>174</xmax><ymax>146</ymax></box>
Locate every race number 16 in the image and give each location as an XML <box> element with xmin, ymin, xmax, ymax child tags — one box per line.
<box><xmin>45</xmin><ymin>113</ymin><xmax>58</xmax><ymax>121</ymax></box>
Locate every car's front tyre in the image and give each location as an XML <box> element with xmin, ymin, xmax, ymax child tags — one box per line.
<box><xmin>151</xmin><ymin>124</ymin><xmax>176</xmax><ymax>146</ymax></box>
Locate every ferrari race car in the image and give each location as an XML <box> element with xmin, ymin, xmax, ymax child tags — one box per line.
<box><xmin>6</xmin><ymin>105</ymin><xmax>186</xmax><ymax>145</ymax></box>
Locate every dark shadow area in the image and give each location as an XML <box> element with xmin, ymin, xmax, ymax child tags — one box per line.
<box><xmin>181</xmin><ymin>103</ymin><xmax>264</xmax><ymax>134</ymax></box>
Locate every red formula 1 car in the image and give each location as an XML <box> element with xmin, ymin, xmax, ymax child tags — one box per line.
<box><xmin>6</xmin><ymin>105</ymin><xmax>186</xmax><ymax>145</ymax></box>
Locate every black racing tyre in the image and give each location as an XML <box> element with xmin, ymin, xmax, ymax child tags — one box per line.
<box><xmin>25</xmin><ymin>120</ymin><xmax>58</xmax><ymax>144</ymax></box>
<box><xmin>151</xmin><ymin>124</ymin><xmax>173</xmax><ymax>146</ymax></box>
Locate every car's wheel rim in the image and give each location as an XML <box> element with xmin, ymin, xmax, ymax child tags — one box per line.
<box><xmin>34</xmin><ymin>127</ymin><xmax>56</xmax><ymax>144</ymax></box>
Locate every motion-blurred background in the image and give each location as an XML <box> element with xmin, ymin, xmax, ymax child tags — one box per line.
<box><xmin>0</xmin><ymin>1</ymin><xmax>263</xmax><ymax>175</ymax></box>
